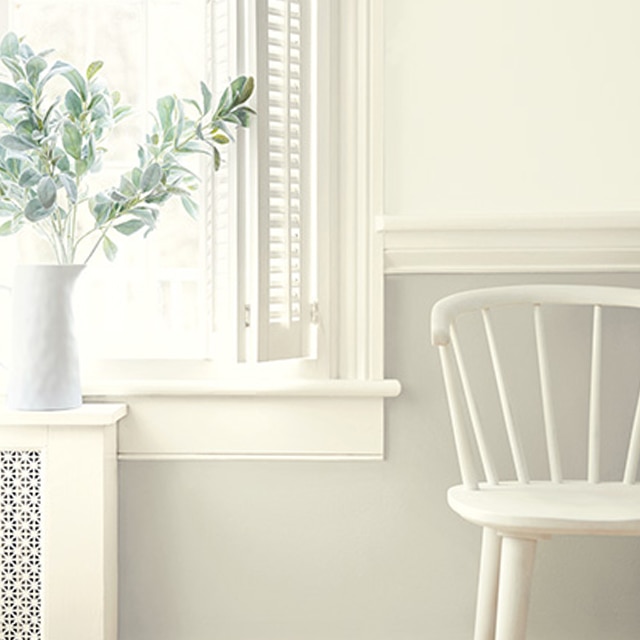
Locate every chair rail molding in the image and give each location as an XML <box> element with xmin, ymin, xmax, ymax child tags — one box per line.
<box><xmin>378</xmin><ymin>212</ymin><xmax>640</xmax><ymax>274</ymax></box>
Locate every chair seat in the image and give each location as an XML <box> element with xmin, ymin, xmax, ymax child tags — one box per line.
<box><xmin>448</xmin><ymin>482</ymin><xmax>640</xmax><ymax>537</ymax></box>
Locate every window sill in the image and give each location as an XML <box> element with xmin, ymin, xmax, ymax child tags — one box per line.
<box><xmin>81</xmin><ymin>378</ymin><xmax>401</xmax><ymax>461</ymax></box>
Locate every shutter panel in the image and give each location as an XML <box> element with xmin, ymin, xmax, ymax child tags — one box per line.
<box><xmin>254</xmin><ymin>0</ymin><xmax>314</xmax><ymax>361</ymax></box>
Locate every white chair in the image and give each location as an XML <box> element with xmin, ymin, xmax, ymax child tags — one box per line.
<box><xmin>431</xmin><ymin>284</ymin><xmax>640</xmax><ymax>640</ymax></box>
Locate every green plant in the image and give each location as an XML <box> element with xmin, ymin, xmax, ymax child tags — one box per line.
<box><xmin>0</xmin><ymin>32</ymin><xmax>254</xmax><ymax>264</ymax></box>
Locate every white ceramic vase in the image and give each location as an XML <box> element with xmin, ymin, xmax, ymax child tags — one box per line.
<box><xmin>5</xmin><ymin>264</ymin><xmax>85</xmax><ymax>411</ymax></box>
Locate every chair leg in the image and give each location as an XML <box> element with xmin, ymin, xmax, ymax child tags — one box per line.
<box><xmin>494</xmin><ymin>535</ymin><xmax>538</xmax><ymax>640</ymax></box>
<box><xmin>474</xmin><ymin>527</ymin><xmax>502</xmax><ymax>640</ymax></box>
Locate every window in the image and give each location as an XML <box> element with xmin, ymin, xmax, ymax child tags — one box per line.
<box><xmin>0</xmin><ymin>0</ymin><xmax>399</xmax><ymax>458</ymax></box>
<box><xmin>0</xmin><ymin>0</ymin><xmax>324</xmax><ymax>372</ymax></box>
<box><xmin>2</xmin><ymin>0</ymin><xmax>210</xmax><ymax>361</ymax></box>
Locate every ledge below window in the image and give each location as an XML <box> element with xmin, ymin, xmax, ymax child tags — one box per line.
<box><xmin>81</xmin><ymin>379</ymin><xmax>401</xmax><ymax>461</ymax></box>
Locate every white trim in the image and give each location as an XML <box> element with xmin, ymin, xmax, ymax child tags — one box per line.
<box><xmin>336</xmin><ymin>0</ymin><xmax>385</xmax><ymax>379</ymax></box>
<box><xmin>96</xmin><ymin>393</ymin><xmax>393</xmax><ymax>460</ymax></box>
<box><xmin>0</xmin><ymin>403</ymin><xmax>127</xmax><ymax>426</ymax></box>
<box><xmin>379</xmin><ymin>213</ymin><xmax>640</xmax><ymax>274</ymax></box>
<box><xmin>83</xmin><ymin>378</ymin><xmax>400</xmax><ymax>397</ymax></box>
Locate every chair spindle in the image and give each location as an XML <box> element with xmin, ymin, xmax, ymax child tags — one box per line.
<box><xmin>482</xmin><ymin>308</ymin><xmax>530</xmax><ymax>483</ymax></box>
<box><xmin>623</xmin><ymin>387</ymin><xmax>640</xmax><ymax>484</ymax></box>
<box><xmin>533</xmin><ymin>305</ymin><xmax>563</xmax><ymax>483</ymax></box>
<box><xmin>588</xmin><ymin>305</ymin><xmax>603</xmax><ymax>483</ymax></box>
<box><xmin>438</xmin><ymin>342</ymin><xmax>480</xmax><ymax>489</ymax></box>
<box><xmin>450</xmin><ymin>324</ymin><xmax>499</xmax><ymax>485</ymax></box>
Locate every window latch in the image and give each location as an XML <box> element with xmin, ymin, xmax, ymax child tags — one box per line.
<box><xmin>244</xmin><ymin>304</ymin><xmax>251</xmax><ymax>328</ymax></box>
<box><xmin>310</xmin><ymin>301</ymin><xmax>320</xmax><ymax>325</ymax></box>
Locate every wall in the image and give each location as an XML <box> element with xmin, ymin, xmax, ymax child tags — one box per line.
<box><xmin>384</xmin><ymin>0</ymin><xmax>640</xmax><ymax>217</ymax></box>
<box><xmin>119</xmin><ymin>272</ymin><xmax>640</xmax><ymax>640</ymax></box>
<box><xmin>118</xmin><ymin>3</ymin><xmax>640</xmax><ymax>639</ymax></box>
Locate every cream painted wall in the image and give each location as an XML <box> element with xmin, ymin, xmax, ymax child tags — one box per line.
<box><xmin>385</xmin><ymin>0</ymin><xmax>640</xmax><ymax>216</ymax></box>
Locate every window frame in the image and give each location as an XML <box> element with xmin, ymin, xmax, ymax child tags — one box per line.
<box><xmin>0</xmin><ymin>0</ymin><xmax>400</xmax><ymax>460</ymax></box>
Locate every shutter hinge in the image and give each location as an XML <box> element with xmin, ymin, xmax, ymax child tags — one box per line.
<box><xmin>310</xmin><ymin>301</ymin><xmax>320</xmax><ymax>325</ymax></box>
<box><xmin>244</xmin><ymin>304</ymin><xmax>251</xmax><ymax>328</ymax></box>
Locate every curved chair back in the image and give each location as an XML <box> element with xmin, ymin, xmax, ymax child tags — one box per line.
<box><xmin>432</xmin><ymin>285</ymin><xmax>640</xmax><ymax>489</ymax></box>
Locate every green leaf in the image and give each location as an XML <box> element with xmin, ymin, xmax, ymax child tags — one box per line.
<box><xmin>102</xmin><ymin>235</ymin><xmax>118</xmax><ymax>261</ymax></box>
<box><xmin>140</xmin><ymin>162</ymin><xmax>162</xmax><ymax>192</ymax></box>
<box><xmin>157</xmin><ymin>95</ymin><xmax>175</xmax><ymax>132</ymax></box>
<box><xmin>0</xmin><ymin>134</ymin><xmax>37</xmax><ymax>151</ymax></box>
<box><xmin>1</xmin><ymin>56</ymin><xmax>25</xmax><ymax>82</ymax></box>
<box><xmin>114</xmin><ymin>218</ymin><xmax>145</xmax><ymax>235</ymax></box>
<box><xmin>180</xmin><ymin>196</ymin><xmax>198</xmax><ymax>219</ymax></box>
<box><xmin>0</xmin><ymin>219</ymin><xmax>19</xmax><ymax>235</ymax></box>
<box><xmin>61</xmin><ymin>66</ymin><xmax>88</xmax><ymax>101</ymax></box>
<box><xmin>24</xmin><ymin>197</ymin><xmax>52</xmax><ymax>222</ymax></box>
<box><xmin>37</xmin><ymin>176</ymin><xmax>57</xmax><ymax>209</ymax></box>
<box><xmin>0</xmin><ymin>33</ymin><xmax>19</xmax><ymax>57</ymax></box>
<box><xmin>0</xmin><ymin>82</ymin><xmax>27</xmax><ymax>103</ymax></box>
<box><xmin>109</xmin><ymin>189</ymin><xmax>128</xmax><ymax>203</ymax></box>
<box><xmin>230</xmin><ymin>75</ymin><xmax>253</xmax><ymax>105</ymax></box>
<box><xmin>212</xmin><ymin>133</ymin><xmax>230</xmax><ymax>145</ymax></box>
<box><xmin>119</xmin><ymin>175</ymin><xmax>137</xmax><ymax>197</ymax></box>
<box><xmin>26</xmin><ymin>56</ymin><xmax>46</xmax><ymax>85</ymax></box>
<box><xmin>18</xmin><ymin>167</ymin><xmax>41</xmax><ymax>187</ymax></box>
<box><xmin>59</xmin><ymin>173</ymin><xmax>77</xmax><ymax>203</ymax></box>
<box><xmin>64</xmin><ymin>90</ymin><xmax>83</xmax><ymax>118</ymax></box>
<box><xmin>216</xmin><ymin>88</ymin><xmax>233</xmax><ymax>117</ymax></box>
<box><xmin>18</xmin><ymin>43</ymin><xmax>34</xmax><ymax>59</ymax></box>
<box><xmin>62</xmin><ymin>123</ymin><xmax>82</xmax><ymax>159</ymax></box>
<box><xmin>86</xmin><ymin>60</ymin><xmax>103</xmax><ymax>80</ymax></box>
<box><xmin>75</xmin><ymin>158</ymin><xmax>89</xmax><ymax>176</ymax></box>
<box><xmin>235</xmin><ymin>76</ymin><xmax>254</xmax><ymax>105</ymax></box>
<box><xmin>200</xmin><ymin>81</ymin><xmax>212</xmax><ymax>114</ymax></box>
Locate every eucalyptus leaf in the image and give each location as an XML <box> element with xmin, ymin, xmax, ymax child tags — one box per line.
<box><xmin>26</xmin><ymin>56</ymin><xmax>47</xmax><ymax>85</ymax></box>
<box><xmin>200</xmin><ymin>81</ymin><xmax>212</xmax><ymax>114</ymax></box>
<box><xmin>24</xmin><ymin>197</ymin><xmax>52</xmax><ymax>222</ymax></box>
<box><xmin>157</xmin><ymin>95</ymin><xmax>175</xmax><ymax>132</ymax></box>
<box><xmin>0</xmin><ymin>219</ymin><xmax>18</xmax><ymax>235</ymax></box>
<box><xmin>86</xmin><ymin>60</ymin><xmax>104</xmax><ymax>80</ymax></box>
<box><xmin>180</xmin><ymin>196</ymin><xmax>198</xmax><ymax>219</ymax></box>
<box><xmin>62</xmin><ymin>123</ymin><xmax>82</xmax><ymax>159</ymax></box>
<box><xmin>140</xmin><ymin>162</ymin><xmax>162</xmax><ymax>192</ymax></box>
<box><xmin>37</xmin><ymin>176</ymin><xmax>57</xmax><ymax>209</ymax></box>
<box><xmin>0</xmin><ymin>82</ymin><xmax>28</xmax><ymax>103</ymax></box>
<box><xmin>0</xmin><ymin>33</ymin><xmax>19</xmax><ymax>57</ymax></box>
<box><xmin>102</xmin><ymin>235</ymin><xmax>118</xmax><ymax>261</ymax></box>
<box><xmin>114</xmin><ymin>218</ymin><xmax>145</xmax><ymax>235</ymax></box>
<box><xmin>18</xmin><ymin>167</ymin><xmax>41</xmax><ymax>187</ymax></box>
<box><xmin>65</xmin><ymin>90</ymin><xmax>83</xmax><ymax>118</ymax></box>
<box><xmin>0</xmin><ymin>134</ymin><xmax>37</xmax><ymax>151</ymax></box>
<box><xmin>59</xmin><ymin>173</ymin><xmax>77</xmax><ymax>203</ymax></box>
<box><xmin>61</xmin><ymin>66</ymin><xmax>88</xmax><ymax>101</ymax></box>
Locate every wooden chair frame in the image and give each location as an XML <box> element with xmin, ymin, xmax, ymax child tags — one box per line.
<box><xmin>432</xmin><ymin>284</ymin><xmax>640</xmax><ymax>640</ymax></box>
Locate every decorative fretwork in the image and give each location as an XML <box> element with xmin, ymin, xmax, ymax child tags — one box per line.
<box><xmin>0</xmin><ymin>450</ymin><xmax>43</xmax><ymax>640</ymax></box>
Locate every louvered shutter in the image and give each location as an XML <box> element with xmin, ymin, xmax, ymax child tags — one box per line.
<box><xmin>253</xmin><ymin>0</ymin><xmax>314</xmax><ymax>361</ymax></box>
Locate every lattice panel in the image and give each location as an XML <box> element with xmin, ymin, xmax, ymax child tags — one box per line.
<box><xmin>0</xmin><ymin>450</ymin><xmax>43</xmax><ymax>640</ymax></box>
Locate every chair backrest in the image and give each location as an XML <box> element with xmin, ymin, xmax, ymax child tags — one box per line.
<box><xmin>431</xmin><ymin>284</ymin><xmax>640</xmax><ymax>489</ymax></box>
